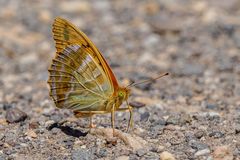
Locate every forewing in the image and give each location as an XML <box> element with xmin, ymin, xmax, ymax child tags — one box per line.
<box><xmin>52</xmin><ymin>17</ymin><xmax>119</xmax><ymax>91</ymax></box>
<box><xmin>48</xmin><ymin>45</ymin><xmax>112</xmax><ymax>111</ymax></box>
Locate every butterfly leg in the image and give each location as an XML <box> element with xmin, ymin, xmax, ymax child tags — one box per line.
<box><xmin>111</xmin><ymin>105</ymin><xmax>116</xmax><ymax>136</ymax></box>
<box><xmin>115</xmin><ymin>106</ymin><xmax>133</xmax><ymax>132</ymax></box>
<box><xmin>89</xmin><ymin>115</ymin><xmax>96</xmax><ymax>128</ymax></box>
<box><xmin>127</xmin><ymin>105</ymin><xmax>133</xmax><ymax>132</ymax></box>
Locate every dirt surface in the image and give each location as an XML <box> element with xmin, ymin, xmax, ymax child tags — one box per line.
<box><xmin>0</xmin><ymin>0</ymin><xmax>240</xmax><ymax>160</ymax></box>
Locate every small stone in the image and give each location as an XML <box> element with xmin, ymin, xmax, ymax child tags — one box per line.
<box><xmin>209</xmin><ymin>131</ymin><xmax>224</xmax><ymax>138</ymax></box>
<box><xmin>136</xmin><ymin>148</ymin><xmax>147</xmax><ymax>157</ymax></box>
<box><xmin>0</xmin><ymin>133</ymin><xmax>4</xmax><ymax>140</ymax></box>
<box><xmin>5</xmin><ymin>107</ymin><xmax>27</xmax><ymax>123</ymax></box>
<box><xmin>189</xmin><ymin>140</ymin><xmax>209</xmax><ymax>150</ymax></box>
<box><xmin>0</xmin><ymin>119</ymin><xmax>8</xmax><ymax>125</ymax></box>
<box><xmin>159</xmin><ymin>151</ymin><xmax>175</xmax><ymax>160</ymax></box>
<box><xmin>166</xmin><ymin>114</ymin><xmax>180</xmax><ymax>125</ymax></box>
<box><xmin>115</xmin><ymin>156</ymin><xmax>129</xmax><ymax>160</ymax></box>
<box><xmin>140</xmin><ymin>112</ymin><xmax>150</xmax><ymax>122</ymax></box>
<box><xmin>129</xmin><ymin>101</ymin><xmax>146</xmax><ymax>108</ymax></box>
<box><xmin>157</xmin><ymin>146</ymin><xmax>165</xmax><ymax>153</ymax></box>
<box><xmin>213</xmin><ymin>146</ymin><xmax>233</xmax><ymax>160</ymax></box>
<box><xmin>63</xmin><ymin>138</ymin><xmax>75</xmax><ymax>148</ymax></box>
<box><xmin>71</xmin><ymin>148</ymin><xmax>93</xmax><ymax>160</ymax></box>
<box><xmin>51</xmin><ymin>128</ymin><xmax>61</xmax><ymax>135</ymax></box>
<box><xmin>2</xmin><ymin>103</ymin><xmax>13</xmax><ymax>110</ymax></box>
<box><xmin>29</xmin><ymin>121</ymin><xmax>39</xmax><ymax>129</ymax></box>
<box><xmin>201</xmin><ymin>112</ymin><xmax>221</xmax><ymax>120</ymax></box>
<box><xmin>194</xmin><ymin>130</ymin><xmax>205</xmax><ymax>139</ymax></box>
<box><xmin>235</xmin><ymin>125</ymin><xmax>240</xmax><ymax>134</ymax></box>
<box><xmin>194</xmin><ymin>149</ymin><xmax>211</xmax><ymax>157</ymax></box>
<box><xmin>97</xmin><ymin>148</ymin><xmax>108</xmax><ymax>158</ymax></box>
<box><xmin>106</xmin><ymin>137</ymin><xmax>118</xmax><ymax>146</ymax></box>
<box><xmin>25</xmin><ymin>130</ymin><xmax>37</xmax><ymax>138</ymax></box>
<box><xmin>205</xmin><ymin>103</ymin><xmax>218</xmax><ymax>110</ymax></box>
<box><xmin>152</xmin><ymin>118</ymin><xmax>166</xmax><ymax>126</ymax></box>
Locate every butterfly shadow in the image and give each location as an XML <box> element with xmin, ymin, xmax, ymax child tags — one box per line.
<box><xmin>47</xmin><ymin>122</ymin><xmax>88</xmax><ymax>137</ymax></box>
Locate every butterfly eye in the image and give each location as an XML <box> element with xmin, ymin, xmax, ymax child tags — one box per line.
<box><xmin>118</xmin><ymin>91</ymin><xmax>124</xmax><ymax>97</ymax></box>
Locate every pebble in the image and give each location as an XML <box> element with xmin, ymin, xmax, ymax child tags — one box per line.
<box><xmin>209</xmin><ymin>131</ymin><xmax>224</xmax><ymax>138</ymax></box>
<box><xmin>71</xmin><ymin>148</ymin><xmax>93</xmax><ymax>160</ymax></box>
<box><xmin>205</xmin><ymin>103</ymin><xmax>218</xmax><ymax>110</ymax></box>
<box><xmin>157</xmin><ymin>146</ymin><xmax>165</xmax><ymax>153</ymax></box>
<box><xmin>166</xmin><ymin>114</ymin><xmax>180</xmax><ymax>125</ymax></box>
<box><xmin>235</xmin><ymin>124</ymin><xmax>240</xmax><ymax>134</ymax></box>
<box><xmin>213</xmin><ymin>146</ymin><xmax>233</xmax><ymax>160</ymax></box>
<box><xmin>0</xmin><ymin>133</ymin><xmax>4</xmax><ymax>140</ymax></box>
<box><xmin>194</xmin><ymin>130</ymin><xmax>205</xmax><ymax>139</ymax></box>
<box><xmin>159</xmin><ymin>151</ymin><xmax>175</xmax><ymax>160</ymax></box>
<box><xmin>140</xmin><ymin>112</ymin><xmax>150</xmax><ymax>122</ymax></box>
<box><xmin>136</xmin><ymin>148</ymin><xmax>147</xmax><ymax>157</ymax></box>
<box><xmin>115</xmin><ymin>156</ymin><xmax>129</xmax><ymax>160</ymax></box>
<box><xmin>29</xmin><ymin>121</ymin><xmax>39</xmax><ymax>129</ymax></box>
<box><xmin>200</xmin><ymin>112</ymin><xmax>221</xmax><ymax>120</ymax></box>
<box><xmin>194</xmin><ymin>148</ymin><xmax>211</xmax><ymax>157</ymax></box>
<box><xmin>0</xmin><ymin>119</ymin><xmax>8</xmax><ymax>125</ymax></box>
<box><xmin>152</xmin><ymin>118</ymin><xmax>166</xmax><ymax>126</ymax></box>
<box><xmin>189</xmin><ymin>140</ymin><xmax>209</xmax><ymax>150</ymax></box>
<box><xmin>5</xmin><ymin>107</ymin><xmax>27</xmax><ymax>123</ymax></box>
<box><xmin>2</xmin><ymin>103</ymin><xmax>13</xmax><ymax>110</ymax></box>
<box><xmin>51</xmin><ymin>128</ymin><xmax>61</xmax><ymax>135</ymax></box>
<box><xmin>129</xmin><ymin>101</ymin><xmax>146</xmax><ymax>108</ymax></box>
<box><xmin>97</xmin><ymin>148</ymin><xmax>108</xmax><ymax>158</ymax></box>
<box><xmin>25</xmin><ymin>130</ymin><xmax>37</xmax><ymax>138</ymax></box>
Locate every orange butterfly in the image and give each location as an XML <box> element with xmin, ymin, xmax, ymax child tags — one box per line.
<box><xmin>47</xmin><ymin>17</ymin><xmax>168</xmax><ymax>134</ymax></box>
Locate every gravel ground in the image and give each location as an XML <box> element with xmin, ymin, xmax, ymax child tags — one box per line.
<box><xmin>0</xmin><ymin>0</ymin><xmax>240</xmax><ymax>160</ymax></box>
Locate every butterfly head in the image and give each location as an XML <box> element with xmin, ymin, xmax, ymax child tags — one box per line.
<box><xmin>117</xmin><ymin>87</ymin><xmax>130</xmax><ymax>101</ymax></box>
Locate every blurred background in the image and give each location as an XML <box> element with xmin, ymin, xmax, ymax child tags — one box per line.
<box><xmin>0</xmin><ymin>0</ymin><xmax>239</xmax><ymax>159</ymax></box>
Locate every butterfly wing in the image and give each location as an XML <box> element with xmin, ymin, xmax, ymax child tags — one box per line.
<box><xmin>48</xmin><ymin>44</ymin><xmax>112</xmax><ymax>112</ymax></box>
<box><xmin>52</xmin><ymin>17</ymin><xmax>119</xmax><ymax>91</ymax></box>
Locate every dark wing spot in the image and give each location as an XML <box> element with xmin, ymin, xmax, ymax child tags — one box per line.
<box><xmin>64</xmin><ymin>27</ymin><xmax>69</xmax><ymax>40</ymax></box>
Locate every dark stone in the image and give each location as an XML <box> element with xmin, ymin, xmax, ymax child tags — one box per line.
<box><xmin>194</xmin><ymin>130</ymin><xmax>205</xmax><ymax>139</ymax></box>
<box><xmin>209</xmin><ymin>131</ymin><xmax>224</xmax><ymax>138</ymax></box>
<box><xmin>140</xmin><ymin>112</ymin><xmax>150</xmax><ymax>122</ymax></box>
<box><xmin>205</xmin><ymin>103</ymin><xmax>218</xmax><ymax>110</ymax></box>
<box><xmin>189</xmin><ymin>140</ymin><xmax>209</xmax><ymax>150</ymax></box>
<box><xmin>129</xmin><ymin>101</ymin><xmax>146</xmax><ymax>108</ymax></box>
<box><xmin>235</xmin><ymin>125</ymin><xmax>240</xmax><ymax>134</ymax></box>
<box><xmin>5</xmin><ymin>107</ymin><xmax>27</xmax><ymax>123</ymax></box>
<box><xmin>29</xmin><ymin>121</ymin><xmax>39</xmax><ymax>129</ymax></box>
<box><xmin>2</xmin><ymin>103</ymin><xmax>14</xmax><ymax>110</ymax></box>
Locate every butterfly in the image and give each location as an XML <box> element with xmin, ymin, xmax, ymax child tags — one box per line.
<box><xmin>47</xmin><ymin>17</ymin><xmax>168</xmax><ymax>134</ymax></box>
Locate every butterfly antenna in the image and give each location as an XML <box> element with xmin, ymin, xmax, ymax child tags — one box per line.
<box><xmin>126</xmin><ymin>72</ymin><xmax>169</xmax><ymax>88</ymax></box>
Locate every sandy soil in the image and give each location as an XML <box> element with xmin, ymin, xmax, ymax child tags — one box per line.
<box><xmin>0</xmin><ymin>0</ymin><xmax>239</xmax><ymax>159</ymax></box>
